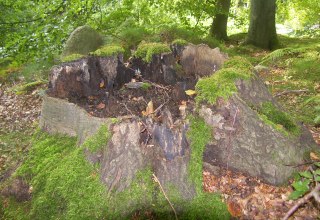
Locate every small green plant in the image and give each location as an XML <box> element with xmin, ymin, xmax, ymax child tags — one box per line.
<box><xmin>288</xmin><ymin>161</ymin><xmax>320</xmax><ymax>200</ymax></box>
<box><xmin>61</xmin><ymin>53</ymin><xmax>85</xmax><ymax>62</ymax></box>
<box><xmin>90</xmin><ymin>45</ymin><xmax>125</xmax><ymax>57</ymax></box>
<box><xmin>135</xmin><ymin>42</ymin><xmax>171</xmax><ymax>63</ymax></box>
<box><xmin>141</xmin><ymin>82</ymin><xmax>151</xmax><ymax>90</ymax></box>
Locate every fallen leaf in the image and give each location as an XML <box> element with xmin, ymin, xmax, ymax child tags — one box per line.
<box><xmin>142</xmin><ymin>101</ymin><xmax>154</xmax><ymax>116</ymax></box>
<box><xmin>185</xmin><ymin>90</ymin><xmax>196</xmax><ymax>96</ymax></box>
<box><xmin>310</xmin><ymin>152</ymin><xmax>320</xmax><ymax>161</ymax></box>
<box><xmin>97</xmin><ymin>103</ymin><xmax>106</xmax><ymax>109</ymax></box>
<box><xmin>227</xmin><ymin>200</ymin><xmax>242</xmax><ymax>217</ymax></box>
<box><xmin>99</xmin><ymin>80</ymin><xmax>105</xmax><ymax>88</ymax></box>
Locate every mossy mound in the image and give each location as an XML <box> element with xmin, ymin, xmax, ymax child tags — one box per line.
<box><xmin>90</xmin><ymin>45</ymin><xmax>125</xmax><ymax>57</ymax></box>
<box><xmin>135</xmin><ymin>42</ymin><xmax>171</xmax><ymax>63</ymax></box>
<box><xmin>61</xmin><ymin>53</ymin><xmax>85</xmax><ymax>63</ymax></box>
<box><xmin>171</xmin><ymin>38</ymin><xmax>188</xmax><ymax>46</ymax></box>
<box><xmin>61</xmin><ymin>25</ymin><xmax>103</xmax><ymax>57</ymax></box>
<box><xmin>196</xmin><ymin>57</ymin><xmax>253</xmax><ymax>105</ymax></box>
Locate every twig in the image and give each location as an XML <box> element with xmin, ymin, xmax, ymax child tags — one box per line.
<box><xmin>121</xmin><ymin>103</ymin><xmax>134</xmax><ymax>116</ymax></box>
<box><xmin>143</xmin><ymin>80</ymin><xmax>170</xmax><ymax>91</ymax></box>
<box><xmin>283</xmin><ymin>184</ymin><xmax>320</xmax><ymax>220</ymax></box>
<box><xmin>152</xmin><ymin>100</ymin><xmax>169</xmax><ymax>115</ymax></box>
<box><xmin>152</xmin><ymin>173</ymin><xmax>178</xmax><ymax>220</ymax></box>
<box><xmin>274</xmin><ymin>89</ymin><xmax>309</xmax><ymax>98</ymax></box>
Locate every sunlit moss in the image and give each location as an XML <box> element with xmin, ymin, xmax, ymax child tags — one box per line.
<box><xmin>81</xmin><ymin>124</ymin><xmax>110</xmax><ymax>153</ymax></box>
<box><xmin>171</xmin><ymin>38</ymin><xmax>188</xmax><ymax>46</ymax></box>
<box><xmin>61</xmin><ymin>53</ymin><xmax>85</xmax><ymax>63</ymax></box>
<box><xmin>135</xmin><ymin>42</ymin><xmax>171</xmax><ymax>63</ymax></box>
<box><xmin>90</xmin><ymin>45</ymin><xmax>125</xmax><ymax>57</ymax></box>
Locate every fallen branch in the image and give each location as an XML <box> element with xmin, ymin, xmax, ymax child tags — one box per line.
<box><xmin>152</xmin><ymin>173</ymin><xmax>178</xmax><ymax>220</ymax></box>
<box><xmin>274</xmin><ymin>89</ymin><xmax>309</xmax><ymax>98</ymax></box>
<box><xmin>282</xmin><ymin>184</ymin><xmax>320</xmax><ymax>220</ymax></box>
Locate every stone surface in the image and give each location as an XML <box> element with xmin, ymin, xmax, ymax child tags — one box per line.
<box><xmin>200</xmin><ymin>75</ymin><xmax>317</xmax><ymax>185</ymax></box>
<box><xmin>61</xmin><ymin>25</ymin><xmax>103</xmax><ymax>57</ymax></box>
<box><xmin>40</xmin><ymin>95</ymin><xmax>111</xmax><ymax>144</ymax></box>
<box><xmin>180</xmin><ymin>44</ymin><xmax>228</xmax><ymax>77</ymax></box>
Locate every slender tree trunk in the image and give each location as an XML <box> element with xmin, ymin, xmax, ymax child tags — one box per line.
<box><xmin>245</xmin><ymin>0</ymin><xmax>279</xmax><ymax>49</ymax></box>
<box><xmin>210</xmin><ymin>0</ymin><xmax>231</xmax><ymax>41</ymax></box>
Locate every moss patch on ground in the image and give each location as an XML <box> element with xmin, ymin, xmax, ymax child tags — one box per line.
<box><xmin>90</xmin><ymin>45</ymin><xmax>125</xmax><ymax>57</ymax></box>
<box><xmin>135</xmin><ymin>42</ymin><xmax>171</xmax><ymax>63</ymax></box>
<box><xmin>2</xmin><ymin>131</ymin><xmax>108</xmax><ymax>220</ymax></box>
<box><xmin>258</xmin><ymin>37</ymin><xmax>320</xmax><ymax>125</ymax></box>
<box><xmin>11</xmin><ymin>80</ymin><xmax>46</xmax><ymax>95</ymax></box>
<box><xmin>196</xmin><ymin>57</ymin><xmax>253</xmax><ymax>105</ymax></box>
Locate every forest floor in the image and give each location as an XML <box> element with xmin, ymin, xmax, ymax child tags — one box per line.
<box><xmin>0</xmin><ymin>35</ymin><xmax>319</xmax><ymax>219</ymax></box>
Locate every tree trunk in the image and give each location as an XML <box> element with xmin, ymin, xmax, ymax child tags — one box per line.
<box><xmin>210</xmin><ymin>0</ymin><xmax>231</xmax><ymax>41</ymax></box>
<box><xmin>246</xmin><ymin>0</ymin><xmax>279</xmax><ymax>49</ymax></box>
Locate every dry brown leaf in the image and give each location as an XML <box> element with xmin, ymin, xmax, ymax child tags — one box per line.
<box><xmin>310</xmin><ymin>152</ymin><xmax>320</xmax><ymax>161</ymax></box>
<box><xmin>185</xmin><ymin>89</ymin><xmax>196</xmax><ymax>96</ymax></box>
<box><xmin>227</xmin><ymin>200</ymin><xmax>242</xmax><ymax>217</ymax></box>
<box><xmin>142</xmin><ymin>101</ymin><xmax>154</xmax><ymax>116</ymax></box>
<box><xmin>99</xmin><ymin>80</ymin><xmax>105</xmax><ymax>88</ymax></box>
<box><xmin>97</xmin><ymin>103</ymin><xmax>106</xmax><ymax>109</ymax></box>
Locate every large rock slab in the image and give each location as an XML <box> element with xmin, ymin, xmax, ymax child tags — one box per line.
<box><xmin>40</xmin><ymin>95</ymin><xmax>112</xmax><ymax>143</ymax></box>
<box><xmin>200</xmin><ymin>74</ymin><xmax>317</xmax><ymax>185</ymax></box>
<box><xmin>62</xmin><ymin>25</ymin><xmax>103</xmax><ymax>57</ymax></box>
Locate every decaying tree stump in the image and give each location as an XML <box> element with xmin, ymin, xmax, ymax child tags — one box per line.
<box><xmin>40</xmin><ymin>44</ymin><xmax>317</xmax><ymax>216</ymax></box>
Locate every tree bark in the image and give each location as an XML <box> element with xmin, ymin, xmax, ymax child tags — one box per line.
<box><xmin>210</xmin><ymin>0</ymin><xmax>231</xmax><ymax>41</ymax></box>
<box><xmin>246</xmin><ymin>0</ymin><xmax>279</xmax><ymax>49</ymax></box>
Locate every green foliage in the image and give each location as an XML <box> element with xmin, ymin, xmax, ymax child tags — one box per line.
<box><xmin>258</xmin><ymin>102</ymin><xmax>300</xmax><ymax>136</ymax></box>
<box><xmin>135</xmin><ymin>42</ymin><xmax>171</xmax><ymax>63</ymax></box>
<box><xmin>288</xmin><ymin>160</ymin><xmax>320</xmax><ymax>200</ymax></box>
<box><xmin>196</xmin><ymin>57</ymin><xmax>253</xmax><ymax>105</ymax></box>
<box><xmin>90</xmin><ymin>45</ymin><xmax>125</xmax><ymax>57</ymax></box>
<box><xmin>141</xmin><ymin>82</ymin><xmax>151</xmax><ymax>90</ymax></box>
<box><xmin>81</xmin><ymin>125</ymin><xmax>110</xmax><ymax>153</ymax></box>
<box><xmin>10</xmin><ymin>131</ymin><xmax>108</xmax><ymax>220</ymax></box>
<box><xmin>187</xmin><ymin>116</ymin><xmax>212</xmax><ymax>194</ymax></box>
<box><xmin>61</xmin><ymin>54</ymin><xmax>85</xmax><ymax>63</ymax></box>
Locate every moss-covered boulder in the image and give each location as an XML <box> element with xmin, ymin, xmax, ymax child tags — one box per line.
<box><xmin>196</xmin><ymin>57</ymin><xmax>317</xmax><ymax>185</ymax></box>
<box><xmin>61</xmin><ymin>25</ymin><xmax>103</xmax><ymax>57</ymax></box>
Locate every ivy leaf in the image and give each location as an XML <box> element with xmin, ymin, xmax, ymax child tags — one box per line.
<box><xmin>299</xmin><ymin>171</ymin><xmax>313</xmax><ymax>179</ymax></box>
<box><xmin>288</xmin><ymin>190</ymin><xmax>305</xmax><ymax>200</ymax></box>
<box><xmin>315</xmin><ymin>176</ymin><xmax>320</xmax><ymax>182</ymax></box>
<box><xmin>292</xmin><ymin>180</ymin><xmax>309</xmax><ymax>192</ymax></box>
<box><xmin>315</xmin><ymin>162</ymin><xmax>320</xmax><ymax>167</ymax></box>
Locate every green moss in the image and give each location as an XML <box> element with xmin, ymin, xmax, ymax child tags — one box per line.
<box><xmin>81</xmin><ymin>125</ymin><xmax>110</xmax><ymax>153</ymax></box>
<box><xmin>141</xmin><ymin>82</ymin><xmax>151</xmax><ymax>90</ymax></box>
<box><xmin>223</xmin><ymin>56</ymin><xmax>253</xmax><ymax>74</ymax></box>
<box><xmin>135</xmin><ymin>42</ymin><xmax>171</xmax><ymax>63</ymax></box>
<box><xmin>196</xmin><ymin>67</ymin><xmax>252</xmax><ymax>105</ymax></box>
<box><xmin>12</xmin><ymin>80</ymin><xmax>46</xmax><ymax>95</ymax></box>
<box><xmin>187</xmin><ymin>116</ymin><xmax>212</xmax><ymax>194</ymax></box>
<box><xmin>61</xmin><ymin>53</ymin><xmax>85</xmax><ymax>62</ymax></box>
<box><xmin>11</xmin><ymin>131</ymin><xmax>108</xmax><ymax>220</ymax></box>
<box><xmin>90</xmin><ymin>45</ymin><xmax>125</xmax><ymax>57</ymax></box>
<box><xmin>171</xmin><ymin>38</ymin><xmax>188</xmax><ymax>46</ymax></box>
<box><xmin>181</xmin><ymin>193</ymin><xmax>230</xmax><ymax>220</ymax></box>
<box><xmin>259</xmin><ymin>102</ymin><xmax>300</xmax><ymax>136</ymax></box>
